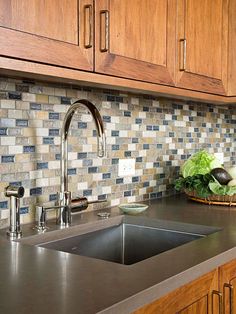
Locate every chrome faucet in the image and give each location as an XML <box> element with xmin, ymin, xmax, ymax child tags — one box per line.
<box><xmin>57</xmin><ymin>99</ymin><xmax>106</xmax><ymax>226</ymax></box>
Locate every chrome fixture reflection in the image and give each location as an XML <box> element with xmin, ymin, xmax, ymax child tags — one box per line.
<box><xmin>58</xmin><ymin>99</ymin><xmax>106</xmax><ymax>226</ymax></box>
<box><xmin>5</xmin><ymin>185</ymin><xmax>25</xmax><ymax>239</ymax></box>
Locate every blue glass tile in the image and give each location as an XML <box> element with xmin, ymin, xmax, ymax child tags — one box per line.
<box><xmin>112</xmin><ymin>145</ymin><xmax>119</xmax><ymax>150</ymax></box>
<box><xmin>8</xmin><ymin>91</ymin><xmax>21</xmax><ymax>100</ymax></box>
<box><xmin>132</xmin><ymin>176</ymin><xmax>139</xmax><ymax>183</ymax></box>
<box><xmin>88</xmin><ymin>167</ymin><xmax>98</xmax><ymax>173</ymax></box>
<box><xmin>0</xmin><ymin>201</ymin><xmax>8</xmax><ymax>209</ymax></box>
<box><xmin>116</xmin><ymin>96</ymin><xmax>123</xmax><ymax>103</ymax></box>
<box><xmin>157</xmin><ymin>144</ymin><xmax>162</xmax><ymax>149</ymax></box>
<box><xmin>37</xmin><ymin>162</ymin><xmax>48</xmax><ymax>170</ymax></box>
<box><xmin>78</xmin><ymin>122</ymin><xmax>87</xmax><ymax>129</ymax></box>
<box><xmin>49</xmin><ymin>194</ymin><xmax>58</xmax><ymax>202</ymax></box>
<box><xmin>111</xmin><ymin>130</ymin><xmax>119</xmax><ymax>137</ymax></box>
<box><xmin>68</xmin><ymin>168</ymin><xmax>76</xmax><ymax>175</ymax></box>
<box><xmin>154</xmin><ymin>162</ymin><xmax>160</xmax><ymax>167</ymax></box>
<box><xmin>55</xmin><ymin>154</ymin><xmax>61</xmax><ymax>160</ymax></box>
<box><xmin>189</xmin><ymin>117</ymin><xmax>194</xmax><ymax>121</ymax></box>
<box><xmin>153</xmin><ymin>126</ymin><xmax>159</xmax><ymax>131</ymax></box>
<box><xmin>143</xmin><ymin>182</ymin><xmax>149</xmax><ymax>187</ymax></box>
<box><xmin>194</xmin><ymin>128</ymin><xmax>199</xmax><ymax>132</ymax></box>
<box><xmin>135</xmin><ymin>118</ymin><xmax>142</xmax><ymax>124</ymax></box>
<box><xmin>1</xmin><ymin>155</ymin><xmax>14</xmax><ymax>163</ymax></box>
<box><xmin>124</xmin><ymin>191</ymin><xmax>131</xmax><ymax>197</ymax></box>
<box><xmin>78</xmin><ymin>152</ymin><xmax>87</xmax><ymax>159</ymax></box>
<box><xmin>0</xmin><ymin>128</ymin><xmax>7</xmax><ymax>136</ymax></box>
<box><xmin>169</xmin><ymin>132</ymin><xmax>175</xmax><ymax>137</ymax></box>
<box><xmin>98</xmin><ymin>194</ymin><xmax>107</xmax><ymax>201</ymax></box>
<box><xmin>116</xmin><ymin>178</ymin><xmax>123</xmax><ymax>184</ymax></box>
<box><xmin>178</xmin><ymin>138</ymin><xmax>184</xmax><ymax>143</ymax></box>
<box><xmin>186</xmin><ymin>133</ymin><xmax>191</xmax><ymax>137</ymax></box>
<box><xmin>163</xmin><ymin>120</ymin><xmax>168</xmax><ymax>125</ymax></box>
<box><xmin>171</xmin><ymin>149</ymin><xmax>178</xmax><ymax>154</ymax></box>
<box><xmin>49</xmin><ymin>129</ymin><xmax>59</xmax><ymax>136</ymax></box>
<box><xmin>124</xmin><ymin>111</ymin><xmax>131</xmax><ymax>117</ymax></box>
<box><xmin>102</xmin><ymin>173</ymin><xmax>111</xmax><ymax>179</ymax></box>
<box><xmin>136</xmin><ymin>157</ymin><xmax>142</xmax><ymax>162</ymax></box>
<box><xmin>172</xmin><ymin>115</ymin><xmax>177</xmax><ymax>120</ymax></box>
<box><xmin>30</xmin><ymin>103</ymin><xmax>42</xmax><ymax>110</ymax></box>
<box><xmin>103</xmin><ymin>116</ymin><xmax>111</xmax><ymax>123</ymax></box>
<box><xmin>166</xmin><ymin>161</ymin><xmax>172</xmax><ymax>166</ymax></box>
<box><xmin>143</xmin><ymin>106</ymin><xmax>149</xmax><ymax>112</ymax></box>
<box><xmin>23</xmin><ymin>146</ymin><xmax>35</xmax><ymax>153</ymax></box>
<box><xmin>112</xmin><ymin>158</ymin><xmax>119</xmax><ymax>164</ymax></box>
<box><xmin>20</xmin><ymin>207</ymin><xmax>29</xmax><ymax>215</ymax></box>
<box><xmin>43</xmin><ymin>137</ymin><xmax>54</xmax><ymax>145</ymax></box>
<box><xmin>143</xmin><ymin>144</ymin><xmax>149</xmax><ymax>149</ymax></box>
<box><xmin>160</xmin><ymin>173</ymin><xmax>165</xmax><ymax>178</ymax></box>
<box><xmin>49</xmin><ymin>112</ymin><xmax>59</xmax><ymax>120</ymax></box>
<box><xmin>132</xmin><ymin>138</ymin><xmax>138</xmax><ymax>143</ymax></box>
<box><xmin>125</xmin><ymin>151</ymin><xmax>131</xmax><ymax>157</ymax></box>
<box><xmin>16</xmin><ymin>119</ymin><xmax>28</xmax><ymax>127</ymax></box>
<box><xmin>93</xmin><ymin>130</ymin><xmax>97</xmax><ymax>137</ymax></box>
<box><xmin>146</xmin><ymin>125</ymin><xmax>152</xmax><ymax>130</ymax></box>
<box><xmin>61</xmin><ymin>97</ymin><xmax>71</xmax><ymax>104</ymax></box>
<box><xmin>107</xmin><ymin>95</ymin><xmax>115</xmax><ymax>101</ymax></box>
<box><xmin>9</xmin><ymin>181</ymin><xmax>22</xmax><ymax>187</ymax></box>
<box><xmin>30</xmin><ymin>187</ymin><xmax>42</xmax><ymax>196</ymax></box>
<box><xmin>83</xmin><ymin>189</ymin><xmax>92</xmax><ymax>197</ymax></box>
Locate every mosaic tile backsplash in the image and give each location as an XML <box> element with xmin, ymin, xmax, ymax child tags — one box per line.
<box><xmin>0</xmin><ymin>77</ymin><xmax>235</xmax><ymax>227</ymax></box>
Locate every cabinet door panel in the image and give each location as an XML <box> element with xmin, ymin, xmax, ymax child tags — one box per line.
<box><xmin>0</xmin><ymin>0</ymin><xmax>93</xmax><ymax>70</ymax></box>
<box><xmin>176</xmin><ymin>0</ymin><xmax>228</xmax><ymax>94</ymax></box>
<box><xmin>95</xmin><ymin>0</ymin><xmax>176</xmax><ymax>86</ymax></box>
<box><xmin>133</xmin><ymin>270</ymin><xmax>218</xmax><ymax>314</ymax></box>
<box><xmin>219</xmin><ymin>259</ymin><xmax>236</xmax><ymax>314</ymax></box>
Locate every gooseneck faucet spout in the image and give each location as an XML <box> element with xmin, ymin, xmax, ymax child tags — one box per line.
<box><xmin>58</xmin><ymin>99</ymin><xmax>106</xmax><ymax>226</ymax></box>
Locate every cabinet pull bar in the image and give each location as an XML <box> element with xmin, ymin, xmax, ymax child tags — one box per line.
<box><xmin>180</xmin><ymin>38</ymin><xmax>187</xmax><ymax>71</ymax></box>
<box><xmin>223</xmin><ymin>283</ymin><xmax>233</xmax><ymax>314</ymax></box>
<box><xmin>212</xmin><ymin>290</ymin><xmax>223</xmax><ymax>314</ymax></box>
<box><xmin>84</xmin><ymin>4</ymin><xmax>93</xmax><ymax>48</ymax></box>
<box><xmin>100</xmin><ymin>10</ymin><xmax>109</xmax><ymax>52</ymax></box>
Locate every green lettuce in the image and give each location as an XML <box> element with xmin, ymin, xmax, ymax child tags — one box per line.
<box><xmin>209</xmin><ymin>180</ymin><xmax>236</xmax><ymax>196</ymax></box>
<box><xmin>181</xmin><ymin>150</ymin><xmax>222</xmax><ymax>178</ymax></box>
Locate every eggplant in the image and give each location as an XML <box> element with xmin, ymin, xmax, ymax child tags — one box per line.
<box><xmin>210</xmin><ymin>168</ymin><xmax>232</xmax><ymax>185</ymax></box>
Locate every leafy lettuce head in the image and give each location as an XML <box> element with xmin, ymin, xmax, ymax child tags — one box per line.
<box><xmin>181</xmin><ymin>150</ymin><xmax>222</xmax><ymax>178</ymax></box>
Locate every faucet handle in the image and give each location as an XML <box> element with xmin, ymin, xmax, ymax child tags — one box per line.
<box><xmin>71</xmin><ymin>197</ymin><xmax>107</xmax><ymax>213</ymax></box>
<box><xmin>35</xmin><ymin>205</ymin><xmax>64</xmax><ymax>232</ymax></box>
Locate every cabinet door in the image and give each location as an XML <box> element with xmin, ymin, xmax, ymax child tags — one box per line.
<box><xmin>95</xmin><ymin>0</ymin><xmax>176</xmax><ymax>86</ymax></box>
<box><xmin>176</xmin><ymin>0</ymin><xmax>228</xmax><ymax>95</ymax></box>
<box><xmin>219</xmin><ymin>259</ymin><xmax>236</xmax><ymax>314</ymax></box>
<box><xmin>0</xmin><ymin>0</ymin><xmax>93</xmax><ymax>70</ymax></box>
<box><xmin>133</xmin><ymin>270</ymin><xmax>219</xmax><ymax>314</ymax></box>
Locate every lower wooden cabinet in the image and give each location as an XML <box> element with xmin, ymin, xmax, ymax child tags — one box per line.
<box><xmin>219</xmin><ymin>259</ymin><xmax>236</xmax><ymax>314</ymax></box>
<box><xmin>133</xmin><ymin>259</ymin><xmax>236</xmax><ymax>314</ymax></box>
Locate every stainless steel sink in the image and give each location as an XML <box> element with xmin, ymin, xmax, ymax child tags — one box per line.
<box><xmin>33</xmin><ymin>216</ymin><xmax>221</xmax><ymax>265</ymax></box>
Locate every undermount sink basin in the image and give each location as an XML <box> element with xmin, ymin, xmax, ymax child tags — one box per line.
<box><xmin>32</xmin><ymin>216</ymin><xmax>221</xmax><ymax>266</ymax></box>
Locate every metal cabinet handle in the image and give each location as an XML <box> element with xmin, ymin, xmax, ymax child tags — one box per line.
<box><xmin>180</xmin><ymin>38</ymin><xmax>187</xmax><ymax>71</ymax></box>
<box><xmin>223</xmin><ymin>283</ymin><xmax>234</xmax><ymax>314</ymax></box>
<box><xmin>100</xmin><ymin>10</ymin><xmax>109</xmax><ymax>52</ymax></box>
<box><xmin>212</xmin><ymin>290</ymin><xmax>223</xmax><ymax>314</ymax></box>
<box><xmin>84</xmin><ymin>4</ymin><xmax>93</xmax><ymax>48</ymax></box>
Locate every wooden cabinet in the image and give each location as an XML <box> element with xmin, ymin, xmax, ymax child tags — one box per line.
<box><xmin>0</xmin><ymin>0</ymin><xmax>93</xmax><ymax>70</ymax></box>
<box><xmin>133</xmin><ymin>270</ymin><xmax>219</xmax><ymax>314</ymax></box>
<box><xmin>176</xmin><ymin>0</ymin><xmax>228</xmax><ymax>95</ymax></box>
<box><xmin>133</xmin><ymin>259</ymin><xmax>236</xmax><ymax>314</ymax></box>
<box><xmin>219</xmin><ymin>259</ymin><xmax>236</xmax><ymax>314</ymax></box>
<box><xmin>95</xmin><ymin>0</ymin><xmax>176</xmax><ymax>86</ymax></box>
<box><xmin>1</xmin><ymin>0</ymin><xmax>236</xmax><ymax>101</ymax></box>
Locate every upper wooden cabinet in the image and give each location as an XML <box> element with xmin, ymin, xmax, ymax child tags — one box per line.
<box><xmin>95</xmin><ymin>0</ymin><xmax>176</xmax><ymax>86</ymax></box>
<box><xmin>176</xmin><ymin>0</ymin><xmax>228</xmax><ymax>95</ymax></box>
<box><xmin>0</xmin><ymin>0</ymin><xmax>93</xmax><ymax>70</ymax></box>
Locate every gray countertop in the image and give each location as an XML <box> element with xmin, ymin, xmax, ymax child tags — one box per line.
<box><xmin>1</xmin><ymin>194</ymin><xmax>236</xmax><ymax>314</ymax></box>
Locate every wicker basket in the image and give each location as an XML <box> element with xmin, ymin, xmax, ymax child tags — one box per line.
<box><xmin>185</xmin><ymin>190</ymin><xmax>236</xmax><ymax>206</ymax></box>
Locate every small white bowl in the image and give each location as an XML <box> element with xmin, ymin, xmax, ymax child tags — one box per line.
<box><xmin>118</xmin><ymin>203</ymin><xmax>148</xmax><ymax>215</ymax></box>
